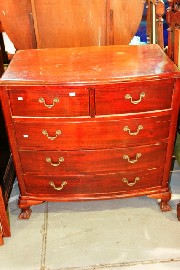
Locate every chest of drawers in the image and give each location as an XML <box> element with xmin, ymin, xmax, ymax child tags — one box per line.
<box><xmin>0</xmin><ymin>45</ymin><xmax>180</xmax><ymax>219</ymax></box>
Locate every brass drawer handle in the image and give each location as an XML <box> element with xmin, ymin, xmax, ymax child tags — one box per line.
<box><xmin>123</xmin><ymin>153</ymin><xmax>141</xmax><ymax>163</ymax></box>
<box><xmin>125</xmin><ymin>92</ymin><xmax>145</xmax><ymax>104</ymax></box>
<box><xmin>46</xmin><ymin>157</ymin><xmax>64</xmax><ymax>166</ymax></box>
<box><xmin>39</xmin><ymin>97</ymin><xmax>59</xmax><ymax>108</ymax></box>
<box><xmin>123</xmin><ymin>125</ymin><xmax>143</xmax><ymax>136</ymax></box>
<box><xmin>42</xmin><ymin>130</ymin><xmax>61</xmax><ymax>140</ymax></box>
<box><xmin>122</xmin><ymin>177</ymin><xmax>140</xmax><ymax>186</ymax></box>
<box><xmin>49</xmin><ymin>180</ymin><xmax>67</xmax><ymax>190</ymax></box>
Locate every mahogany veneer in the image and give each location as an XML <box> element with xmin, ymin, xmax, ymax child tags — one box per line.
<box><xmin>0</xmin><ymin>44</ymin><xmax>180</xmax><ymax>219</ymax></box>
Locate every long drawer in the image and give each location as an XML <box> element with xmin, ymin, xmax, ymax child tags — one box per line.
<box><xmin>95</xmin><ymin>80</ymin><xmax>174</xmax><ymax>115</ymax></box>
<box><xmin>19</xmin><ymin>142</ymin><xmax>167</xmax><ymax>175</ymax></box>
<box><xmin>7</xmin><ymin>86</ymin><xmax>89</xmax><ymax>117</ymax></box>
<box><xmin>23</xmin><ymin>167</ymin><xmax>163</xmax><ymax>196</ymax></box>
<box><xmin>14</xmin><ymin>114</ymin><xmax>171</xmax><ymax>150</ymax></box>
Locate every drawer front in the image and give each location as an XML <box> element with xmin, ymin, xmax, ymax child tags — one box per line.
<box><xmin>95</xmin><ymin>80</ymin><xmax>174</xmax><ymax>115</ymax></box>
<box><xmin>14</xmin><ymin>114</ymin><xmax>170</xmax><ymax>150</ymax></box>
<box><xmin>24</xmin><ymin>168</ymin><xmax>163</xmax><ymax>196</ymax></box>
<box><xmin>19</xmin><ymin>143</ymin><xmax>167</xmax><ymax>175</ymax></box>
<box><xmin>8</xmin><ymin>86</ymin><xmax>89</xmax><ymax>116</ymax></box>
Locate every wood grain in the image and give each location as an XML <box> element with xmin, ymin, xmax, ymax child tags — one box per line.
<box><xmin>1</xmin><ymin>45</ymin><xmax>179</xmax><ymax>217</ymax></box>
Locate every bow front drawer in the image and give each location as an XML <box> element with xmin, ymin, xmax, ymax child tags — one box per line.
<box><xmin>95</xmin><ymin>80</ymin><xmax>174</xmax><ymax>115</ymax></box>
<box><xmin>19</xmin><ymin>142</ymin><xmax>167</xmax><ymax>175</ymax></box>
<box><xmin>7</xmin><ymin>86</ymin><xmax>89</xmax><ymax>117</ymax></box>
<box><xmin>14</xmin><ymin>113</ymin><xmax>171</xmax><ymax>150</ymax></box>
<box><xmin>23</xmin><ymin>167</ymin><xmax>163</xmax><ymax>197</ymax></box>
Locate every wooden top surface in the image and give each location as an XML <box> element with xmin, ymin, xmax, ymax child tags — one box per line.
<box><xmin>1</xmin><ymin>45</ymin><xmax>180</xmax><ymax>85</ymax></box>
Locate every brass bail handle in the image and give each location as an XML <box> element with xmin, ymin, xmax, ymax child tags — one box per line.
<box><xmin>46</xmin><ymin>157</ymin><xmax>64</xmax><ymax>167</ymax></box>
<box><xmin>42</xmin><ymin>130</ymin><xmax>61</xmax><ymax>140</ymax></box>
<box><xmin>39</xmin><ymin>97</ymin><xmax>59</xmax><ymax>108</ymax></box>
<box><xmin>123</xmin><ymin>125</ymin><xmax>143</xmax><ymax>136</ymax></box>
<box><xmin>122</xmin><ymin>177</ymin><xmax>140</xmax><ymax>186</ymax></box>
<box><xmin>123</xmin><ymin>153</ymin><xmax>141</xmax><ymax>163</ymax></box>
<box><xmin>125</xmin><ymin>92</ymin><xmax>145</xmax><ymax>104</ymax></box>
<box><xmin>49</xmin><ymin>181</ymin><xmax>67</xmax><ymax>190</ymax></box>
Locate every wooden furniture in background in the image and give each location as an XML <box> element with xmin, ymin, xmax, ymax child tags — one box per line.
<box><xmin>0</xmin><ymin>50</ymin><xmax>3</xmax><ymax>77</ymax></box>
<box><xmin>146</xmin><ymin>0</ymin><xmax>165</xmax><ymax>49</ymax></box>
<box><xmin>0</xmin><ymin>37</ymin><xmax>16</xmax><ymax>244</ymax></box>
<box><xmin>166</xmin><ymin>1</ymin><xmax>180</xmax><ymax>221</ymax></box>
<box><xmin>30</xmin><ymin>0</ymin><xmax>144</xmax><ymax>48</ymax></box>
<box><xmin>0</xmin><ymin>21</ymin><xmax>9</xmax><ymax>64</ymax></box>
<box><xmin>0</xmin><ymin>1</ymin><xmax>166</xmax><ymax>53</ymax></box>
<box><xmin>0</xmin><ymin>0</ymin><xmax>144</xmax><ymax>49</ymax></box>
<box><xmin>0</xmin><ymin>0</ymin><xmax>36</xmax><ymax>50</ymax></box>
<box><xmin>0</xmin><ymin>22</ymin><xmax>4</xmax><ymax>76</ymax></box>
<box><xmin>0</xmin><ymin>102</ymin><xmax>15</xmax><ymax>245</ymax></box>
<box><xmin>0</xmin><ymin>44</ymin><xmax>179</xmax><ymax>219</ymax></box>
<box><xmin>166</xmin><ymin>0</ymin><xmax>180</xmax><ymax>67</ymax></box>
<box><xmin>0</xmin><ymin>184</ymin><xmax>11</xmax><ymax>245</ymax></box>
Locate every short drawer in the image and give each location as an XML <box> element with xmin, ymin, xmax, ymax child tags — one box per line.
<box><xmin>7</xmin><ymin>86</ymin><xmax>89</xmax><ymax>116</ymax></box>
<box><xmin>19</xmin><ymin>142</ymin><xmax>167</xmax><ymax>175</ymax></box>
<box><xmin>14</xmin><ymin>113</ymin><xmax>170</xmax><ymax>150</ymax></box>
<box><xmin>95</xmin><ymin>80</ymin><xmax>174</xmax><ymax>115</ymax></box>
<box><xmin>24</xmin><ymin>167</ymin><xmax>163</xmax><ymax>196</ymax></box>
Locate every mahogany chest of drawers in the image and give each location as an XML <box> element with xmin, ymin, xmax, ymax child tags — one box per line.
<box><xmin>0</xmin><ymin>44</ymin><xmax>180</xmax><ymax>219</ymax></box>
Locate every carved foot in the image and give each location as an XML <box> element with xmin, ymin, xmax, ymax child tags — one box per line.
<box><xmin>159</xmin><ymin>201</ymin><xmax>172</xmax><ymax>212</ymax></box>
<box><xmin>18</xmin><ymin>196</ymin><xmax>44</xmax><ymax>219</ymax></box>
<box><xmin>177</xmin><ymin>203</ymin><xmax>180</xmax><ymax>221</ymax></box>
<box><xmin>19</xmin><ymin>208</ymin><xmax>32</xmax><ymax>219</ymax></box>
<box><xmin>148</xmin><ymin>191</ymin><xmax>172</xmax><ymax>212</ymax></box>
